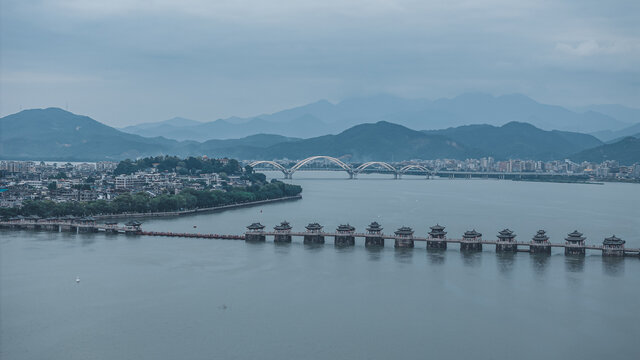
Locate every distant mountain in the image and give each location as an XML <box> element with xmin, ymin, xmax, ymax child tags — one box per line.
<box><xmin>121</xmin><ymin>114</ymin><xmax>328</xmax><ymax>141</ymax></box>
<box><xmin>386</xmin><ymin>93</ymin><xmax>627</xmax><ymax>133</ymax></box>
<box><xmin>577</xmin><ymin>104</ymin><xmax>640</xmax><ymax>125</ymax></box>
<box><xmin>571</xmin><ymin>137</ymin><xmax>640</xmax><ymax>165</ymax></box>
<box><xmin>257</xmin><ymin>121</ymin><xmax>472</xmax><ymax>162</ymax></box>
<box><xmin>0</xmin><ymin>108</ymin><xmax>634</xmax><ymax>164</ymax></box>
<box><xmin>590</xmin><ymin>122</ymin><xmax>640</xmax><ymax>142</ymax></box>
<box><xmin>0</xmin><ymin>108</ymin><xmax>178</xmax><ymax>161</ymax></box>
<box><xmin>423</xmin><ymin>122</ymin><xmax>603</xmax><ymax>160</ymax></box>
<box><xmin>122</xmin><ymin>117</ymin><xmax>203</xmax><ymax>131</ymax></box>
<box><xmin>119</xmin><ymin>93</ymin><xmax>630</xmax><ymax>141</ymax></box>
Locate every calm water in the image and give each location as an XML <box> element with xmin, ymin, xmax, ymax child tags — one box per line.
<box><xmin>2</xmin><ymin>172</ymin><xmax>639</xmax><ymax>360</ymax></box>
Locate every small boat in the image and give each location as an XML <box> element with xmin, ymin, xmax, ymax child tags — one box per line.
<box><xmin>76</xmin><ymin>277</ymin><xmax>80</xmax><ymax>283</ymax></box>
<box><xmin>193</xmin><ymin>225</ymin><xmax>197</xmax><ymax>228</ymax></box>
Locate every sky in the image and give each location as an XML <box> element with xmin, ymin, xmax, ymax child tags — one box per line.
<box><xmin>1</xmin><ymin>0</ymin><xmax>639</xmax><ymax>127</ymax></box>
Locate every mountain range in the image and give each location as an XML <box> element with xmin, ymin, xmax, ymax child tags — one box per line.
<box><xmin>120</xmin><ymin>93</ymin><xmax>637</xmax><ymax>141</ymax></box>
<box><xmin>4</xmin><ymin>107</ymin><xmax>639</xmax><ymax>164</ymax></box>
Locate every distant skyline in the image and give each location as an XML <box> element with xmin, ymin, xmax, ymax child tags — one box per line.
<box><xmin>1</xmin><ymin>0</ymin><xmax>639</xmax><ymax>127</ymax></box>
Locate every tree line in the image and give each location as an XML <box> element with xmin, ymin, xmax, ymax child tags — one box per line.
<box><xmin>1</xmin><ymin>180</ymin><xmax>302</xmax><ymax>218</ymax></box>
<box><xmin>114</xmin><ymin>156</ymin><xmax>242</xmax><ymax>176</ymax></box>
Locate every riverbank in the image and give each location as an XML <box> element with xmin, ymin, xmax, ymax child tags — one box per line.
<box><xmin>93</xmin><ymin>195</ymin><xmax>302</xmax><ymax>220</ymax></box>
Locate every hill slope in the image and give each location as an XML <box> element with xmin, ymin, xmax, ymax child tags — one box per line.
<box><xmin>570</xmin><ymin>137</ymin><xmax>640</xmax><ymax>165</ymax></box>
<box><xmin>0</xmin><ymin>108</ymin><xmax>178</xmax><ymax>161</ymax></box>
<box><xmin>0</xmin><ymin>108</ymin><xmax>633</xmax><ymax>163</ymax></box>
<box><xmin>424</xmin><ymin>122</ymin><xmax>603</xmax><ymax>160</ymax></box>
<box><xmin>258</xmin><ymin>121</ymin><xmax>472</xmax><ymax>161</ymax></box>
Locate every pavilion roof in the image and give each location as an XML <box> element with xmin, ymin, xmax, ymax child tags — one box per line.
<box><xmin>367</xmin><ymin>222</ymin><xmax>383</xmax><ymax>231</ymax></box>
<box><xmin>274</xmin><ymin>221</ymin><xmax>292</xmax><ymax>230</ymax></box>
<box><xmin>395</xmin><ymin>226</ymin><xmax>414</xmax><ymax>236</ymax></box>
<box><xmin>246</xmin><ymin>222</ymin><xmax>265</xmax><ymax>230</ymax></box>
<box><xmin>565</xmin><ymin>230</ymin><xmax>585</xmax><ymax>242</ymax></box>
<box><xmin>463</xmin><ymin>229</ymin><xmax>482</xmax><ymax>238</ymax></box>
<box><xmin>532</xmin><ymin>230</ymin><xmax>549</xmax><ymax>242</ymax></box>
<box><xmin>305</xmin><ymin>222</ymin><xmax>323</xmax><ymax>231</ymax></box>
<box><xmin>603</xmin><ymin>235</ymin><xmax>625</xmax><ymax>246</ymax></box>
<box><xmin>337</xmin><ymin>224</ymin><xmax>356</xmax><ymax>232</ymax></box>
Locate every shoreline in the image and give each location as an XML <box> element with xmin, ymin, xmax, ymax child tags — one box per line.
<box><xmin>93</xmin><ymin>195</ymin><xmax>302</xmax><ymax>220</ymax></box>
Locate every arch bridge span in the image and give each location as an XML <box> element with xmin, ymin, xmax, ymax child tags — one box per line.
<box><xmin>248</xmin><ymin>156</ymin><xmax>440</xmax><ymax>179</ymax></box>
<box><xmin>248</xmin><ymin>161</ymin><xmax>290</xmax><ymax>177</ymax></box>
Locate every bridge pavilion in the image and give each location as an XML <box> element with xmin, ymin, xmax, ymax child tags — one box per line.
<box><xmin>304</xmin><ymin>222</ymin><xmax>324</xmax><ymax>244</ymax></box>
<box><xmin>564</xmin><ymin>230</ymin><xmax>586</xmax><ymax>255</ymax></box>
<box><xmin>365</xmin><ymin>222</ymin><xmax>384</xmax><ymax>246</ymax></box>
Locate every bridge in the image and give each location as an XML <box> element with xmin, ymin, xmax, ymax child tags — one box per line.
<box><xmin>248</xmin><ymin>156</ymin><xmax>587</xmax><ymax>180</ymax></box>
<box><xmin>3</xmin><ymin>219</ymin><xmax>638</xmax><ymax>258</ymax></box>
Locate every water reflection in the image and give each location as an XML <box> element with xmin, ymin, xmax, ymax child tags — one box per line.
<box><xmin>334</xmin><ymin>245</ymin><xmax>355</xmax><ymax>254</ymax></box>
<box><xmin>303</xmin><ymin>243</ymin><xmax>325</xmax><ymax>253</ymax></box>
<box><xmin>365</xmin><ymin>246</ymin><xmax>383</xmax><ymax>261</ymax></box>
<box><xmin>530</xmin><ymin>253</ymin><xmax>550</xmax><ymax>277</ymax></box>
<box><xmin>496</xmin><ymin>252</ymin><xmax>516</xmax><ymax>275</ymax></box>
<box><xmin>460</xmin><ymin>251</ymin><xmax>481</xmax><ymax>267</ymax></box>
<box><xmin>394</xmin><ymin>248</ymin><xmax>414</xmax><ymax>264</ymax></box>
<box><xmin>273</xmin><ymin>242</ymin><xmax>291</xmax><ymax>255</ymax></box>
<box><xmin>80</xmin><ymin>234</ymin><xmax>97</xmax><ymax>246</ymax></box>
<box><xmin>564</xmin><ymin>255</ymin><xmax>585</xmax><ymax>273</ymax></box>
<box><xmin>602</xmin><ymin>256</ymin><xmax>625</xmax><ymax>276</ymax></box>
<box><xmin>427</xmin><ymin>249</ymin><xmax>446</xmax><ymax>265</ymax></box>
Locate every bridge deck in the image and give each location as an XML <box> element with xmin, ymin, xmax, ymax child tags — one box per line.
<box><xmin>3</xmin><ymin>222</ymin><xmax>638</xmax><ymax>253</ymax></box>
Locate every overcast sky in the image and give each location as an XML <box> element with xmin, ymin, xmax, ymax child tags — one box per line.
<box><xmin>1</xmin><ymin>0</ymin><xmax>638</xmax><ymax>126</ymax></box>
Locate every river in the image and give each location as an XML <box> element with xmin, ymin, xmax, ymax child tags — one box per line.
<box><xmin>1</xmin><ymin>172</ymin><xmax>639</xmax><ymax>359</ymax></box>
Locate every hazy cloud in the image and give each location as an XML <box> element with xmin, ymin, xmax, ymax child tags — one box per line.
<box><xmin>1</xmin><ymin>0</ymin><xmax>638</xmax><ymax>126</ymax></box>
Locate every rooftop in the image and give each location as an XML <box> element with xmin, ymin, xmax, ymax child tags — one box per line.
<box><xmin>367</xmin><ymin>221</ymin><xmax>383</xmax><ymax>232</ymax></box>
<box><xmin>274</xmin><ymin>221</ymin><xmax>292</xmax><ymax>231</ymax></box>
<box><xmin>565</xmin><ymin>230</ymin><xmax>586</xmax><ymax>242</ymax></box>
<box><xmin>246</xmin><ymin>222</ymin><xmax>265</xmax><ymax>230</ymax></box>
<box><xmin>532</xmin><ymin>230</ymin><xmax>549</xmax><ymax>242</ymax></box>
<box><xmin>395</xmin><ymin>226</ymin><xmax>414</xmax><ymax>236</ymax></box>
<box><xmin>337</xmin><ymin>224</ymin><xmax>355</xmax><ymax>232</ymax></box>
<box><xmin>305</xmin><ymin>222</ymin><xmax>323</xmax><ymax>231</ymax></box>
<box><xmin>603</xmin><ymin>235</ymin><xmax>625</xmax><ymax>246</ymax></box>
<box><xmin>463</xmin><ymin>229</ymin><xmax>482</xmax><ymax>238</ymax></box>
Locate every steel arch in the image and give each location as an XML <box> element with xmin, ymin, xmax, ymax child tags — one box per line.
<box><xmin>290</xmin><ymin>156</ymin><xmax>354</xmax><ymax>174</ymax></box>
<box><xmin>289</xmin><ymin>155</ymin><xmax>353</xmax><ymax>173</ymax></box>
<box><xmin>355</xmin><ymin>161</ymin><xmax>397</xmax><ymax>173</ymax></box>
<box><xmin>248</xmin><ymin>160</ymin><xmax>289</xmax><ymax>175</ymax></box>
<box><xmin>399</xmin><ymin>164</ymin><xmax>433</xmax><ymax>175</ymax></box>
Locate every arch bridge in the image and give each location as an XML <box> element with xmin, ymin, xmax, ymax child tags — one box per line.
<box><xmin>248</xmin><ymin>156</ymin><xmax>435</xmax><ymax>179</ymax></box>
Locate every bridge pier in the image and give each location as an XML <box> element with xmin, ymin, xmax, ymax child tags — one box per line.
<box><xmin>426</xmin><ymin>224</ymin><xmax>447</xmax><ymax>250</ymax></box>
<box><xmin>496</xmin><ymin>229</ymin><xmax>518</xmax><ymax>252</ymax></box>
<box><xmin>530</xmin><ymin>230</ymin><xmax>551</xmax><ymax>254</ymax></box>
<box><xmin>303</xmin><ymin>223</ymin><xmax>325</xmax><ymax>244</ymax></box>
<box><xmin>394</xmin><ymin>226</ymin><xmax>414</xmax><ymax>248</ymax></box>
<box><xmin>245</xmin><ymin>222</ymin><xmax>266</xmax><ymax>242</ymax></box>
<box><xmin>365</xmin><ymin>222</ymin><xmax>385</xmax><ymax>246</ymax></box>
<box><xmin>460</xmin><ymin>230</ymin><xmax>483</xmax><ymax>251</ymax></box>
<box><xmin>335</xmin><ymin>224</ymin><xmax>356</xmax><ymax>246</ymax></box>
<box><xmin>273</xmin><ymin>221</ymin><xmax>293</xmax><ymax>243</ymax></box>
<box><xmin>602</xmin><ymin>235</ymin><xmax>625</xmax><ymax>256</ymax></box>
<box><xmin>564</xmin><ymin>230</ymin><xmax>586</xmax><ymax>256</ymax></box>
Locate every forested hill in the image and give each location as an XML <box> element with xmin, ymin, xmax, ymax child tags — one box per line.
<box><xmin>1</xmin><ymin>107</ymin><xmax>634</xmax><ymax>163</ymax></box>
<box><xmin>258</xmin><ymin>121</ymin><xmax>472</xmax><ymax>161</ymax></box>
<box><xmin>570</xmin><ymin>137</ymin><xmax>640</xmax><ymax>165</ymax></box>
<box><xmin>423</xmin><ymin>122</ymin><xmax>603</xmax><ymax>160</ymax></box>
